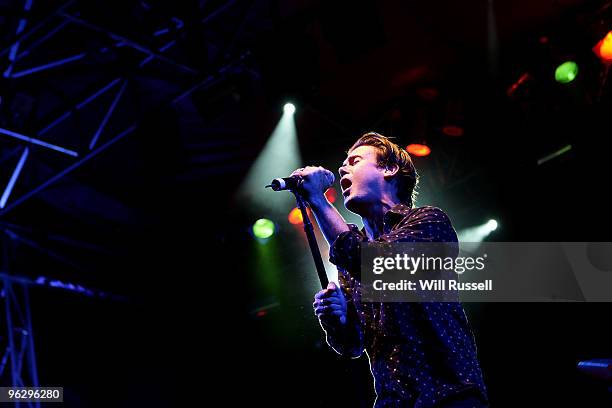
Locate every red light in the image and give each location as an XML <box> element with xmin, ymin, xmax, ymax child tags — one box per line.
<box><xmin>593</xmin><ymin>31</ymin><xmax>612</xmax><ymax>63</ymax></box>
<box><xmin>416</xmin><ymin>87</ymin><xmax>439</xmax><ymax>101</ymax></box>
<box><xmin>507</xmin><ymin>72</ymin><xmax>532</xmax><ymax>97</ymax></box>
<box><xmin>406</xmin><ymin>144</ymin><xmax>431</xmax><ymax>157</ymax></box>
<box><xmin>325</xmin><ymin>188</ymin><xmax>337</xmax><ymax>203</ymax></box>
<box><xmin>256</xmin><ymin>310</ymin><xmax>267</xmax><ymax>317</ymax></box>
<box><xmin>441</xmin><ymin>125</ymin><xmax>464</xmax><ymax>137</ymax></box>
<box><xmin>288</xmin><ymin>207</ymin><xmax>303</xmax><ymax>224</ymax></box>
<box><xmin>392</xmin><ymin>66</ymin><xmax>429</xmax><ymax>87</ymax></box>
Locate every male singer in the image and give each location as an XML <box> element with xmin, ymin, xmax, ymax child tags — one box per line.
<box><xmin>291</xmin><ymin>132</ymin><xmax>488</xmax><ymax>407</ymax></box>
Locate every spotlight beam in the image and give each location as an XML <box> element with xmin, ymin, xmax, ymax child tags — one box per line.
<box><xmin>458</xmin><ymin>219</ymin><xmax>499</xmax><ymax>243</ymax></box>
<box><xmin>238</xmin><ymin>106</ymin><xmax>302</xmax><ymax>213</ymax></box>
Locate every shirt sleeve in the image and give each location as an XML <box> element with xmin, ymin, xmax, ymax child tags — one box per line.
<box><xmin>328</xmin><ymin>223</ymin><xmax>364</xmax><ymax>273</ymax></box>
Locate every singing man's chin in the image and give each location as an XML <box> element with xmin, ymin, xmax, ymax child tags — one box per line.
<box><xmin>343</xmin><ymin>196</ymin><xmax>361</xmax><ymax>214</ymax></box>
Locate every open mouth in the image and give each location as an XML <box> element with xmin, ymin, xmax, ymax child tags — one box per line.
<box><xmin>340</xmin><ymin>177</ymin><xmax>352</xmax><ymax>195</ymax></box>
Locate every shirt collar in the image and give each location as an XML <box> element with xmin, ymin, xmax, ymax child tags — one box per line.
<box><xmin>382</xmin><ymin>203</ymin><xmax>413</xmax><ymax>233</ymax></box>
<box><xmin>359</xmin><ymin>203</ymin><xmax>414</xmax><ymax>238</ymax></box>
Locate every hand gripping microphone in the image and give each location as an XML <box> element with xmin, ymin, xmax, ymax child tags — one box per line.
<box><xmin>265</xmin><ymin>176</ymin><xmax>303</xmax><ymax>191</ymax></box>
<box><xmin>266</xmin><ymin>170</ymin><xmax>335</xmax><ymax>192</ymax></box>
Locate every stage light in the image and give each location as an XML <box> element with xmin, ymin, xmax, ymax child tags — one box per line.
<box><xmin>441</xmin><ymin>125</ymin><xmax>464</xmax><ymax>137</ymax></box>
<box><xmin>406</xmin><ymin>144</ymin><xmax>431</xmax><ymax>157</ymax></box>
<box><xmin>284</xmin><ymin>103</ymin><xmax>296</xmax><ymax>114</ymax></box>
<box><xmin>288</xmin><ymin>207</ymin><xmax>303</xmax><ymax>225</ymax></box>
<box><xmin>593</xmin><ymin>31</ymin><xmax>612</xmax><ymax>63</ymax></box>
<box><xmin>416</xmin><ymin>87</ymin><xmax>439</xmax><ymax>101</ymax></box>
<box><xmin>253</xmin><ymin>218</ymin><xmax>275</xmax><ymax>239</ymax></box>
<box><xmin>250</xmin><ymin>302</ymin><xmax>280</xmax><ymax>318</ymax></box>
<box><xmin>554</xmin><ymin>61</ymin><xmax>578</xmax><ymax>84</ymax></box>
<box><xmin>486</xmin><ymin>219</ymin><xmax>498</xmax><ymax>231</ymax></box>
<box><xmin>537</xmin><ymin>144</ymin><xmax>572</xmax><ymax>165</ymax></box>
<box><xmin>507</xmin><ymin>72</ymin><xmax>533</xmax><ymax>98</ymax></box>
<box><xmin>325</xmin><ymin>188</ymin><xmax>337</xmax><ymax>203</ymax></box>
<box><xmin>458</xmin><ymin>219</ymin><xmax>499</xmax><ymax>242</ymax></box>
<box><xmin>288</xmin><ymin>207</ymin><xmax>314</xmax><ymax>225</ymax></box>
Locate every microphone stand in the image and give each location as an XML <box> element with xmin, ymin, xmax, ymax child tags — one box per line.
<box><xmin>293</xmin><ymin>191</ymin><xmax>329</xmax><ymax>289</ymax></box>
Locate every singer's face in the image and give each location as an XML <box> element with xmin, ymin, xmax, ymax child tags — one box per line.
<box><xmin>338</xmin><ymin>145</ymin><xmax>386</xmax><ymax>214</ymax></box>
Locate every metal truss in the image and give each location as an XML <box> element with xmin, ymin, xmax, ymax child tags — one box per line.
<box><xmin>0</xmin><ymin>278</ymin><xmax>39</xmax><ymax>408</ymax></box>
<box><xmin>0</xmin><ymin>0</ymin><xmax>258</xmax><ymax>394</ymax></box>
<box><xmin>1</xmin><ymin>233</ymin><xmax>39</xmax><ymax>408</ymax></box>
<box><xmin>0</xmin><ymin>0</ymin><xmax>254</xmax><ymax>215</ymax></box>
<box><xmin>0</xmin><ymin>226</ymin><xmax>121</xmax><ymax>404</ymax></box>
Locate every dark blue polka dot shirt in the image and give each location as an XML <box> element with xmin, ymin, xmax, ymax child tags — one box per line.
<box><xmin>326</xmin><ymin>204</ymin><xmax>488</xmax><ymax>407</ymax></box>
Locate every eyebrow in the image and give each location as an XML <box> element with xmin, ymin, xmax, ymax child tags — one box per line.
<box><xmin>341</xmin><ymin>154</ymin><xmax>363</xmax><ymax>167</ymax></box>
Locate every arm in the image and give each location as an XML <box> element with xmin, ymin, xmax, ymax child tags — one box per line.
<box><xmin>309</xmin><ymin>195</ymin><xmax>350</xmax><ymax>246</ymax></box>
<box><xmin>290</xmin><ymin>166</ymin><xmax>349</xmax><ymax>246</ymax></box>
<box><xmin>314</xmin><ymin>282</ymin><xmax>364</xmax><ymax>358</ymax></box>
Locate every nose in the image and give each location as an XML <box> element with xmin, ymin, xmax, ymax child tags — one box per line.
<box><xmin>338</xmin><ymin>165</ymin><xmax>349</xmax><ymax>178</ymax></box>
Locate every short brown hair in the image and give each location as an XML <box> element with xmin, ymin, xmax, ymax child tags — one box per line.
<box><xmin>349</xmin><ymin>132</ymin><xmax>419</xmax><ymax>207</ymax></box>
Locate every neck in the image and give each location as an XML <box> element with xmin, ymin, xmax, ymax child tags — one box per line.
<box><xmin>361</xmin><ymin>195</ymin><xmax>401</xmax><ymax>240</ymax></box>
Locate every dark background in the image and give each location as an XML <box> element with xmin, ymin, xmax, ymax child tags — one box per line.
<box><xmin>0</xmin><ymin>0</ymin><xmax>611</xmax><ymax>406</ymax></box>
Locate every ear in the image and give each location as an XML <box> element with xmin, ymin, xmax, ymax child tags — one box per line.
<box><xmin>383</xmin><ymin>163</ymin><xmax>399</xmax><ymax>180</ymax></box>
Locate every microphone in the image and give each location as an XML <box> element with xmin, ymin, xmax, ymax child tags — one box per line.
<box><xmin>266</xmin><ymin>176</ymin><xmax>303</xmax><ymax>191</ymax></box>
<box><xmin>266</xmin><ymin>170</ymin><xmax>335</xmax><ymax>192</ymax></box>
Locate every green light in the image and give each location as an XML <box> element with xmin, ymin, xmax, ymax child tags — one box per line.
<box><xmin>253</xmin><ymin>218</ymin><xmax>275</xmax><ymax>239</ymax></box>
<box><xmin>555</xmin><ymin>61</ymin><xmax>578</xmax><ymax>84</ymax></box>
